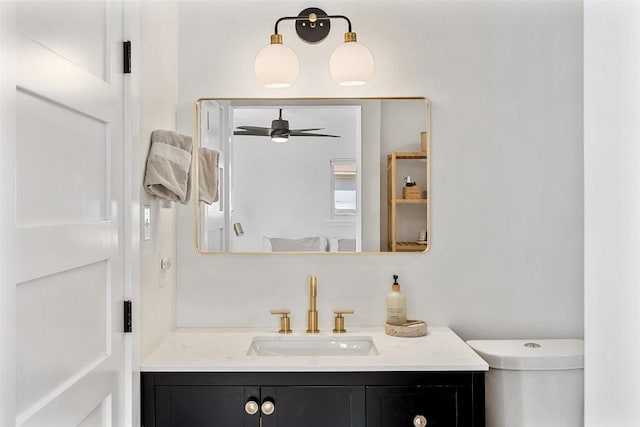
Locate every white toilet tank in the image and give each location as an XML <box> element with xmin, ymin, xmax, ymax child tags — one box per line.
<box><xmin>466</xmin><ymin>339</ymin><xmax>584</xmax><ymax>427</ymax></box>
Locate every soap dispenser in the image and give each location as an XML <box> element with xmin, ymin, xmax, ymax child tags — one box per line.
<box><xmin>386</xmin><ymin>274</ymin><xmax>407</xmax><ymax>326</ymax></box>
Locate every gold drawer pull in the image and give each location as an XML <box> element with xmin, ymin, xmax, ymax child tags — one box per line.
<box><xmin>261</xmin><ymin>399</ymin><xmax>275</xmax><ymax>416</ymax></box>
<box><xmin>244</xmin><ymin>400</ymin><xmax>259</xmax><ymax>415</ymax></box>
<box><xmin>413</xmin><ymin>414</ymin><xmax>428</xmax><ymax>427</ymax></box>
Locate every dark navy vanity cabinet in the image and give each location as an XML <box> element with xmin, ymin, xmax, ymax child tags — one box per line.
<box><xmin>142</xmin><ymin>371</ymin><xmax>484</xmax><ymax>427</ymax></box>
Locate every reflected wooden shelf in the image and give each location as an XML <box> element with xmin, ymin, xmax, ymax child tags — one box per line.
<box><xmin>391</xmin><ymin>242</ymin><xmax>428</xmax><ymax>252</ymax></box>
<box><xmin>391</xmin><ymin>198</ymin><xmax>428</xmax><ymax>204</ymax></box>
<box><xmin>387</xmin><ymin>152</ymin><xmax>427</xmax><ymax>160</ymax></box>
<box><xmin>387</xmin><ymin>149</ymin><xmax>430</xmax><ymax>253</ymax></box>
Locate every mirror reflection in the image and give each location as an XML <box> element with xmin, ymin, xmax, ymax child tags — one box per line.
<box><xmin>195</xmin><ymin>98</ymin><xmax>430</xmax><ymax>254</ymax></box>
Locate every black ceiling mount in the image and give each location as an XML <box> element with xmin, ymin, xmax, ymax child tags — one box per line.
<box><xmin>295</xmin><ymin>7</ymin><xmax>331</xmax><ymax>44</ymax></box>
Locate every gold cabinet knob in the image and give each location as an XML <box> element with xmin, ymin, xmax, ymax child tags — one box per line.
<box><xmin>270</xmin><ymin>309</ymin><xmax>292</xmax><ymax>334</ymax></box>
<box><xmin>244</xmin><ymin>400</ymin><xmax>259</xmax><ymax>415</ymax></box>
<box><xmin>261</xmin><ymin>399</ymin><xmax>275</xmax><ymax>416</ymax></box>
<box><xmin>332</xmin><ymin>309</ymin><xmax>355</xmax><ymax>333</ymax></box>
<box><xmin>413</xmin><ymin>415</ymin><xmax>428</xmax><ymax>427</ymax></box>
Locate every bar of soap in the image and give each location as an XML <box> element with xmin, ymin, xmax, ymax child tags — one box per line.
<box><xmin>385</xmin><ymin>320</ymin><xmax>428</xmax><ymax>337</ymax></box>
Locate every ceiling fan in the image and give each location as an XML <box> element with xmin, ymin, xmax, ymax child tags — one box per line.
<box><xmin>234</xmin><ymin>109</ymin><xmax>340</xmax><ymax>142</ymax></box>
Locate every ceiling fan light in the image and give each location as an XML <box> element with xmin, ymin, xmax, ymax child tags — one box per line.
<box><xmin>271</xmin><ymin>135</ymin><xmax>289</xmax><ymax>143</ymax></box>
<box><xmin>255</xmin><ymin>35</ymin><xmax>299</xmax><ymax>88</ymax></box>
<box><xmin>329</xmin><ymin>32</ymin><xmax>374</xmax><ymax>86</ymax></box>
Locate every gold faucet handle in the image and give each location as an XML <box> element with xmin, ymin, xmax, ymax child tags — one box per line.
<box><xmin>270</xmin><ymin>310</ymin><xmax>292</xmax><ymax>334</ymax></box>
<box><xmin>333</xmin><ymin>309</ymin><xmax>355</xmax><ymax>333</ymax></box>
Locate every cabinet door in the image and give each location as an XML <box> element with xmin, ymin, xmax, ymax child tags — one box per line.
<box><xmin>366</xmin><ymin>386</ymin><xmax>459</xmax><ymax>427</ymax></box>
<box><xmin>155</xmin><ymin>386</ymin><xmax>259</xmax><ymax>427</ymax></box>
<box><xmin>261</xmin><ymin>386</ymin><xmax>365</xmax><ymax>427</ymax></box>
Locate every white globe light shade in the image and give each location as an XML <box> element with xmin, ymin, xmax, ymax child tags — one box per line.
<box><xmin>329</xmin><ymin>41</ymin><xmax>375</xmax><ymax>86</ymax></box>
<box><xmin>254</xmin><ymin>43</ymin><xmax>299</xmax><ymax>88</ymax></box>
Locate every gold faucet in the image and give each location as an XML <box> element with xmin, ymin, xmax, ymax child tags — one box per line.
<box><xmin>306</xmin><ymin>275</ymin><xmax>319</xmax><ymax>333</ymax></box>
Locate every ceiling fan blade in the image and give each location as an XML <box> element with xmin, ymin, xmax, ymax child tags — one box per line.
<box><xmin>235</xmin><ymin>118</ymin><xmax>339</xmax><ymax>139</ymax></box>
<box><xmin>233</xmin><ymin>131</ymin><xmax>258</xmax><ymax>136</ymax></box>
<box><xmin>235</xmin><ymin>126</ymin><xmax>272</xmax><ymax>135</ymax></box>
<box><xmin>289</xmin><ymin>128</ymin><xmax>324</xmax><ymax>133</ymax></box>
<box><xmin>289</xmin><ymin>131</ymin><xmax>340</xmax><ymax>138</ymax></box>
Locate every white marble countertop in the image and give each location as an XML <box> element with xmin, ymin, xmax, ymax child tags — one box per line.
<box><xmin>141</xmin><ymin>326</ymin><xmax>488</xmax><ymax>372</ymax></box>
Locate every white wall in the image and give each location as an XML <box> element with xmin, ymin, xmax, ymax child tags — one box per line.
<box><xmin>139</xmin><ymin>1</ymin><xmax>179</xmax><ymax>358</ymax></box>
<box><xmin>175</xmin><ymin>0</ymin><xmax>583</xmax><ymax>339</ymax></box>
<box><xmin>584</xmin><ymin>1</ymin><xmax>640</xmax><ymax>425</ymax></box>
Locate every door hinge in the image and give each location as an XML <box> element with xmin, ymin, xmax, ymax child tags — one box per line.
<box><xmin>123</xmin><ymin>41</ymin><xmax>132</xmax><ymax>74</ymax></box>
<box><xmin>124</xmin><ymin>300</ymin><xmax>132</xmax><ymax>333</ymax></box>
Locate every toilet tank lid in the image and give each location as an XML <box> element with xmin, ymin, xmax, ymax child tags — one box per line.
<box><xmin>465</xmin><ymin>339</ymin><xmax>584</xmax><ymax>370</ymax></box>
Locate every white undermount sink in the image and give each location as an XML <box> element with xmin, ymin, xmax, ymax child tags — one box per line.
<box><xmin>247</xmin><ymin>335</ymin><xmax>378</xmax><ymax>356</ymax></box>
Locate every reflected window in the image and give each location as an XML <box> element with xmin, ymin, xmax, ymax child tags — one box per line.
<box><xmin>331</xmin><ymin>159</ymin><xmax>357</xmax><ymax>218</ymax></box>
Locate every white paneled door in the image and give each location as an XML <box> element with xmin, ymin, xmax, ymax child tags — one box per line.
<box><xmin>2</xmin><ymin>1</ymin><xmax>130</xmax><ymax>426</ymax></box>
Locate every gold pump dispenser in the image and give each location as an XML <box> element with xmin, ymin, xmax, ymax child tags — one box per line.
<box><xmin>306</xmin><ymin>275</ymin><xmax>319</xmax><ymax>333</ymax></box>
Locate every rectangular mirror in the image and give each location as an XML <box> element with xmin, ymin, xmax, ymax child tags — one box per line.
<box><xmin>194</xmin><ymin>97</ymin><xmax>430</xmax><ymax>254</ymax></box>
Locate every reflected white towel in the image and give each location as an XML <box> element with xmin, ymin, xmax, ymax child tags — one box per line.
<box><xmin>198</xmin><ymin>147</ymin><xmax>219</xmax><ymax>204</ymax></box>
<box><xmin>143</xmin><ymin>130</ymin><xmax>193</xmax><ymax>203</ymax></box>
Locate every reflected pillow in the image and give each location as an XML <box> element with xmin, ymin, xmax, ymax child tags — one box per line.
<box><xmin>264</xmin><ymin>236</ymin><xmax>327</xmax><ymax>252</ymax></box>
<box><xmin>328</xmin><ymin>237</ymin><xmax>356</xmax><ymax>252</ymax></box>
<box><xmin>338</xmin><ymin>238</ymin><xmax>356</xmax><ymax>252</ymax></box>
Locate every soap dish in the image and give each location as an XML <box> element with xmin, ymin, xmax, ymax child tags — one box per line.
<box><xmin>385</xmin><ymin>320</ymin><xmax>428</xmax><ymax>337</ymax></box>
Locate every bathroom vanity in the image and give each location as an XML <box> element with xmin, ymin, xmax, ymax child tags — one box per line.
<box><xmin>141</xmin><ymin>327</ymin><xmax>487</xmax><ymax>427</ymax></box>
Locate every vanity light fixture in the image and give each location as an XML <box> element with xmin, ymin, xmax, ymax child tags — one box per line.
<box><xmin>254</xmin><ymin>7</ymin><xmax>374</xmax><ymax>88</ymax></box>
